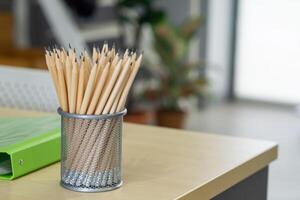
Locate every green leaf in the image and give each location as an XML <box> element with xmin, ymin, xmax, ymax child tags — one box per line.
<box><xmin>139</xmin><ymin>10</ymin><xmax>166</xmax><ymax>25</ymax></box>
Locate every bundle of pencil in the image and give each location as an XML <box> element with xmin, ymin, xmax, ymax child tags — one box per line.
<box><xmin>45</xmin><ymin>43</ymin><xmax>142</xmax><ymax>188</ymax></box>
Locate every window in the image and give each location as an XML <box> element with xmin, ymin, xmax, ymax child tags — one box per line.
<box><xmin>234</xmin><ymin>0</ymin><xmax>300</xmax><ymax>104</ymax></box>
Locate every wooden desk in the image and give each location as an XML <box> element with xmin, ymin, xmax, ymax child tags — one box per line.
<box><xmin>0</xmin><ymin>108</ymin><xmax>277</xmax><ymax>200</ymax></box>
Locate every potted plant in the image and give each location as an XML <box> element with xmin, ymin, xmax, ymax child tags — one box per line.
<box><xmin>144</xmin><ymin>17</ymin><xmax>207</xmax><ymax>128</ymax></box>
<box><xmin>117</xmin><ymin>0</ymin><xmax>165</xmax><ymax>124</ymax></box>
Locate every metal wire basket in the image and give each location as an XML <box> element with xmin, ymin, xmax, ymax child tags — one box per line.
<box><xmin>58</xmin><ymin>108</ymin><xmax>127</xmax><ymax>192</ymax></box>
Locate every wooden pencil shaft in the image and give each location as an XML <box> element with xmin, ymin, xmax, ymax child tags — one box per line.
<box><xmin>92</xmin><ymin>47</ymin><xmax>97</xmax><ymax>63</ymax></box>
<box><xmin>117</xmin><ymin>55</ymin><xmax>142</xmax><ymax>111</ymax></box>
<box><xmin>65</xmin><ymin>57</ymin><xmax>72</xmax><ymax>109</ymax></box>
<box><xmin>55</xmin><ymin>49</ymin><xmax>61</xmax><ymax>57</ymax></box>
<box><xmin>121</xmin><ymin>53</ymin><xmax>130</xmax><ymax>66</ymax></box>
<box><xmin>68</xmin><ymin>48</ymin><xmax>74</xmax><ymax>62</ymax></box>
<box><xmin>107</xmin><ymin>48</ymin><xmax>115</xmax><ymax>60</ymax></box>
<box><xmin>56</xmin><ymin>59</ymin><xmax>69</xmax><ymax>112</ymax></box>
<box><xmin>69</xmin><ymin>62</ymin><xmax>78</xmax><ymax>113</ymax></box>
<box><xmin>62</xmin><ymin>48</ymin><xmax>67</xmax><ymax>57</ymax></box>
<box><xmin>50</xmin><ymin>54</ymin><xmax>60</xmax><ymax>82</ymax></box>
<box><xmin>110</xmin><ymin>91</ymin><xmax>121</xmax><ymax>113</ymax></box>
<box><xmin>101</xmin><ymin>43</ymin><xmax>108</xmax><ymax>54</ymax></box>
<box><xmin>57</xmin><ymin>52</ymin><xmax>67</xmax><ymax>78</ymax></box>
<box><xmin>83</xmin><ymin>58</ymin><xmax>90</xmax><ymax>88</ymax></box>
<box><xmin>58</xmin><ymin>53</ymin><xmax>70</xmax><ymax>110</ymax></box>
<box><xmin>102</xmin><ymin>59</ymin><xmax>131</xmax><ymax>114</ymax></box>
<box><xmin>123</xmin><ymin>49</ymin><xmax>129</xmax><ymax>59</ymax></box>
<box><xmin>87</xmin><ymin>62</ymin><xmax>110</xmax><ymax>115</ymax></box>
<box><xmin>60</xmin><ymin>51</ymin><xmax>66</xmax><ymax>64</ymax></box>
<box><xmin>84</xmin><ymin>50</ymin><xmax>92</xmax><ymax>66</ymax></box>
<box><xmin>131</xmin><ymin>53</ymin><xmax>137</xmax><ymax>63</ymax></box>
<box><xmin>79</xmin><ymin>63</ymin><xmax>97</xmax><ymax>114</ymax></box>
<box><xmin>111</xmin><ymin>65</ymin><xmax>131</xmax><ymax>113</ymax></box>
<box><xmin>95</xmin><ymin>54</ymin><xmax>106</xmax><ymax>80</ymax></box>
<box><xmin>111</xmin><ymin>54</ymin><xmax>119</xmax><ymax>67</ymax></box>
<box><xmin>107</xmin><ymin>54</ymin><xmax>119</xmax><ymax>80</ymax></box>
<box><xmin>94</xmin><ymin>59</ymin><xmax>123</xmax><ymax>115</ymax></box>
<box><xmin>76</xmin><ymin>63</ymin><xmax>85</xmax><ymax>113</ymax></box>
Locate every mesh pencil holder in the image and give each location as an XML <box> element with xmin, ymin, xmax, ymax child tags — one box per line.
<box><xmin>58</xmin><ymin>108</ymin><xmax>127</xmax><ymax>192</ymax></box>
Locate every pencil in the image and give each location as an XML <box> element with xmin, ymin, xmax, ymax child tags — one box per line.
<box><xmin>69</xmin><ymin>59</ymin><xmax>78</xmax><ymax>113</ymax></box>
<box><xmin>45</xmin><ymin>43</ymin><xmax>143</xmax><ymax>188</ymax></box>
<box><xmin>55</xmin><ymin>54</ymin><xmax>68</xmax><ymax>112</ymax></box>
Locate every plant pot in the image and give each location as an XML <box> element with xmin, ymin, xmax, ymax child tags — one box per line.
<box><xmin>124</xmin><ymin>110</ymin><xmax>153</xmax><ymax>124</ymax></box>
<box><xmin>156</xmin><ymin>109</ymin><xmax>186</xmax><ymax>129</ymax></box>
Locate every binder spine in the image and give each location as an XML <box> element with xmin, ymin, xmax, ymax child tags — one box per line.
<box><xmin>0</xmin><ymin>130</ymin><xmax>60</xmax><ymax>180</ymax></box>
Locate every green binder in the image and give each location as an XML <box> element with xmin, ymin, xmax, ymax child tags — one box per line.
<box><xmin>0</xmin><ymin>116</ymin><xmax>60</xmax><ymax>180</ymax></box>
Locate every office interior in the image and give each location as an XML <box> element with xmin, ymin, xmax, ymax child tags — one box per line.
<box><xmin>0</xmin><ymin>0</ymin><xmax>299</xmax><ymax>199</ymax></box>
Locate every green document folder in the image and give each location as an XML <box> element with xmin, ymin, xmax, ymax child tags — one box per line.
<box><xmin>0</xmin><ymin>116</ymin><xmax>60</xmax><ymax>180</ymax></box>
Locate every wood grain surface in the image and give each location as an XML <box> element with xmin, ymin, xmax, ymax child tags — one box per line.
<box><xmin>0</xmin><ymin>108</ymin><xmax>277</xmax><ymax>200</ymax></box>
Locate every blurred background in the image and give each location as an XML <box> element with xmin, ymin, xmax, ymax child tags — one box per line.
<box><xmin>0</xmin><ymin>0</ymin><xmax>299</xmax><ymax>199</ymax></box>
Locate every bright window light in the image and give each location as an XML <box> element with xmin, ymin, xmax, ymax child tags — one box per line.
<box><xmin>235</xmin><ymin>0</ymin><xmax>300</xmax><ymax>104</ymax></box>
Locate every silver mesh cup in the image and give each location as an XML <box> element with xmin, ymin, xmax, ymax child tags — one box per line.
<box><xmin>58</xmin><ymin>108</ymin><xmax>127</xmax><ymax>192</ymax></box>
